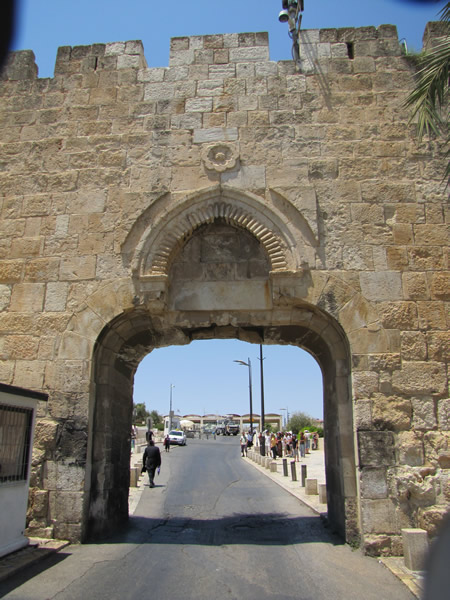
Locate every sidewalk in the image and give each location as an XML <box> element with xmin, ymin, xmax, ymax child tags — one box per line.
<box><xmin>244</xmin><ymin>445</ymin><xmax>327</xmax><ymax>516</ymax></box>
<box><xmin>244</xmin><ymin>445</ymin><xmax>424</xmax><ymax>599</ymax></box>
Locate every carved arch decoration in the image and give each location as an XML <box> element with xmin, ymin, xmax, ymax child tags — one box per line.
<box><xmin>128</xmin><ymin>185</ymin><xmax>302</xmax><ymax>280</ymax></box>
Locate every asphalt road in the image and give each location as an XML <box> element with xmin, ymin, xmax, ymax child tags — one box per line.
<box><xmin>0</xmin><ymin>437</ymin><xmax>414</xmax><ymax>600</ymax></box>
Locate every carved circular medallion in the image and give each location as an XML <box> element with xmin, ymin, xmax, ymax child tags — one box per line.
<box><xmin>202</xmin><ymin>143</ymin><xmax>239</xmax><ymax>173</ymax></box>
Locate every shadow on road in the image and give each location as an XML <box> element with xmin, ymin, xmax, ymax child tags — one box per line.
<box><xmin>117</xmin><ymin>512</ymin><xmax>343</xmax><ymax>547</ymax></box>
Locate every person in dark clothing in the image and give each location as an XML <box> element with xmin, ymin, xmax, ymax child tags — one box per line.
<box><xmin>142</xmin><ymin>440</ymin><xmax>161</xmax><ymax>488</ymax></box>
<box><xmin>164</xmin><ymin>435</ymin><xmax>170</xmax><ymax>452</ymax></box>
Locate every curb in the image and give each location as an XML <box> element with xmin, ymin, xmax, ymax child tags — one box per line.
<box><xmin>0</xmin><ymin>538</ymin><xmax>70</xmax><ymax>584</ymax></box>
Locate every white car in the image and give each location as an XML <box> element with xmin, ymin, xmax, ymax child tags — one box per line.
<box><xmin>168</xmin><ymin>430</ymin><xmax>187</xmax><ymax>446</ymax></box>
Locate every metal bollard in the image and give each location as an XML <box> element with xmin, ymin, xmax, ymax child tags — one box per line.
<box><xmin>290</xmin><ymin>461</ymin><xmax>297</xmax><ymax>482</ymax></box>
<box><xmin>301</xmin><ymin>464</ymin><xmax>307</xmax><ymax>487</ymax></box>
<box><xmin>283</xmin><ymin>458</ymin><xmax>288</xmax><ymax>477</ymax></box>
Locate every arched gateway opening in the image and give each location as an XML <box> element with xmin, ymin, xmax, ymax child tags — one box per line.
<box><xmin>85</xmin><ymin>188</ymin><xmax>358</xmax><ymax>544</ymax></box>
<box><xmin>87</xmin><ymin>312</ymin><xmax>357</xmax><ymax>544</ymax></box>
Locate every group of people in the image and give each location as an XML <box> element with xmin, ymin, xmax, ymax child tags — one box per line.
<box><xmin>241</xmin><ymin>429</ymin><xmax>319</xmax><ymax>461</ymax></box>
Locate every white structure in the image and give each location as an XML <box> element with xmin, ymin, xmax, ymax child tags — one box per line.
<box><xmin>0</xmin><ymin>384</ymin><xmax>47</xmax><ymax>558</ymax></box>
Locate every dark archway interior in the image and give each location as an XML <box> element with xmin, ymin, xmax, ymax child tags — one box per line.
<box><xmin>86</xmin><ymin>311</ymin><xmax>357</xmax><ymax>544</ymax></box>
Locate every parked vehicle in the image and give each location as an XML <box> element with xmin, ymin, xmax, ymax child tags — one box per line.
<box><xmin>215</xmin><ymin>419</ymin><xmax>239</xmax><ymax>436</ymax></box>
<box><xmin>168</xmin><ymin>430</ymin><xmax>187</xmax><ymax>445</ymax></box>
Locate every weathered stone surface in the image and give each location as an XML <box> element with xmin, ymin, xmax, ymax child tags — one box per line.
<box><xmin>372</xmin><ymin>393</ymin><xmax>412</xmax><ymax>431</ymax></box>
<box><xmin>360</xmin><ymin>467</ymin><xmax>388</xmax><ymax>499</ymax></box>
<box><xmin>0</xmin><ymin>25</ymin><xmax>447</xmax><ymax>553</ymax></box>
<box><xmin>358</xmin><ymin>431</ymin><xmax>396</xmax><ymax>467</ymax></box>
<box><xmin>397</xmin><ymin>431</ymin><xmax>425</xmax><ymax>466</ymax></box>
<box><xmin>392</xmin><ymin>362</ymin><xmax>447</xmax><ymax>395</ymax></box>
<box><xmin>417</xmin><ymin>506</ymin><xmax>449</xmax><ymax>539</ymax></box>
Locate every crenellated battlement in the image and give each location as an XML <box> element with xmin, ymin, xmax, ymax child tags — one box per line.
<box><xmin>0</xmin><ymin>23</ymin><xmax>443</xmax><ymax>82</ymax></box>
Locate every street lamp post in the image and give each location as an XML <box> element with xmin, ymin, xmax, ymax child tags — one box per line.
<box><xmin>234</xmin><ymin>358</ymin><xmax>253</xmax><ymax>434</ymax></box>
<box><xmin>169</xmin><ymin>384</ymin><xmax>175</xmax><ymax>431</ymax></box>
<box><xmin>258</xmin><ymin>344</ymin><xmax>265</xmax><ymax>456</ymax></box>
<box><xmin>279</xmin><ymin>407</ymin><xmax>289</xmax><ymax>429</ymax></box>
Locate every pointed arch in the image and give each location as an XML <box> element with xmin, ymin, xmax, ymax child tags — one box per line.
<box><xmin>127</xmin><ymin>185</ymin><xmax>305</xmax><ymax>279</ymax></box>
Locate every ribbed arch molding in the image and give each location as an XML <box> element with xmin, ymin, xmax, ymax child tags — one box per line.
<box><xmin>134</xmin><ymin>186</ymin><xmax>297</xmax><ymax>278</ymax></box>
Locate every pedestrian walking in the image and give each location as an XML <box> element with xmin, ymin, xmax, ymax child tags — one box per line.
<box><xmin>240</xmin><ymin>432</ymin><xmax>247</xmax><ymax>457</ymax></box>
<box><xmin>299</xmin><ymin>431</ymin><xmax>306</xmax><ymax>458</ymax></box>
<box><xmin>164</xmin><ymin>434</ymin><xmax>170</xmax><ymax>452</ymax></box>
<box><xmin>270</xmin><ymin>434</ymin><xmax>277</xmax><ymax>459</ymax></box>
<box><xmin>276</xmin><ymin>433</ymin><xmax>282</xmax><ymax>458</ymax></box>
<box><xmin>292</xmin><ymin>434</ymin><xmax>299</xmax><ymax>462</ymax></box>
<box><xmin>304</xmin><ymin>429</ymin><xmax>311</xmax><ymax>454</ymax></box>
<box><xmin>142</xmin><ymin>439</ymin><xmax>161</xmax><ymax>488</ymax></box>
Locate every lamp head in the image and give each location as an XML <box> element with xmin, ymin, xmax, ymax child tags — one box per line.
<box><xmin>278</xmin><ymin>9</ymin><xmax>289</xmax><ymax>23</ymax></box>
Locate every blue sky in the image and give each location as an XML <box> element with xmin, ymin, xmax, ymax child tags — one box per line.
<box><xmin>133</xmin><ymin>340</ymin><xmax>324</xmax><ymax>420</ymax></box>
<box><xmin>10</xmin><ymin>0</ymin><xmax>444</xmax><ymax>420</ymax></box>
<box><xmin>12</xmin><ymin>1</ymin><xmax>445</xmax><ymax>78</ymax></box>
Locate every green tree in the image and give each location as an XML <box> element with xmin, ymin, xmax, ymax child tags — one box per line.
<box><xmin>150</xmin><ymin>410</ymin><xmax>163</xmax><ymax>426</ymax></box>
<box><xmin>405</xmin><ymin>3</ymin><xmax>449</xmax><ymax>181</ymax></box>
<box><xmin>133</xmin><ymin>402</ymin><xmax>149</xmax><ymax>424</ymax></box>
<box><xmin>287</xmin><ymin>411</ymin><xmax>315</xmax><ymax>434</ymax></box>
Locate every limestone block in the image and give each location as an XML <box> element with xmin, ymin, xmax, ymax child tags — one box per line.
<box><xmin>59</xmin><ymin>257</ymin><xmax>96</xmax><ymax>281</ymax></box>
<box><xmin>12</xmin><ymin>360</ymin><xmax>45</xmax><ymax>389</ymax></box>
<box><xmin>305</xmin><ymin>479</ymin><xmax>318</xmax><ymax>495</ymax></box>
<box><xmin>402</xmin><ymin>528</ymin><xmax>429</xmax><ymax>571</ymax></box>
<box><xmin>372</xmin><ymin>393</ymin><xmax>412</xmax><ymax>432</ymax></box>
<box><xmin>0</xmin><ymin>284</ymin><xmax>11</xmax><ymax>311</ymax></box>
<box><xmin>48</xmin><ymin>491</ymin><xmax>83</xmax><ymax>523</ymax></box>
<box><xmin>400</xmin><ymin>331</ymin><xmax>427</xmax><ymax>361</ymax></box>
<box><xmin>354</xmin><ymin>399</ymin><xmax>372</xmax><ymax>430</ymax></box>
<box><xmin>319</xmin><ymin>484</ymin><xmax>327</xmax><ymax>503</ymax></box>
<box><xmin>29</xmin><ymin>489</ymin><xmax>49</xmax><ymax>518</ymax></box>
<box><xmin>360</xmin><ymin>272</ymin><xmax>403</xmax><ymax>301</ymax></box>
<box><xmin>430</xmin><ymin>272</ymin><xmax>450</xmax><ymax>300</ymax></box>
<box><xmin>197</xmin><ymin>80</ymin><xmax>224</xmax><ymax>97</ymax></box>
<box><xmin>378</xmin><ymin>302</ymin><xmax>418</xmax><ymax>330</ymax></box>
<box><xmin>417</xmin><ymin>506</ymin><xmax>449</xmax><ymax>538</ymax></box>
<box><xmin>221</xmin><ymin>166</ymin><xmax>265</xmax><ymax>190</ymax></box>
<box><xmin>193</xmin><ymin>127</ymin><xmax>238</xmax><ymax>144</ymax></box>
<box><xmin>58</xmin><ymin>331</ymin><xmax>93</xmax><ymax>360</ymax></box>
<box><xmin>348</xmin><ymin>328</ymin><xmax>393</xmax><ymax>354</ymax></box>
<box><xmin>417</xmin><ymin>301</ymin><xmax>447</xmax><ymax>330</ymax></box>
<box><xmin>229</xmin><ymin>47</ymin><xmax>269</xmax><ymax>63</ymax></box>
<box><xmin>9</xmin><ymin>282</ymin><xmax>45</xmax><ymax>312</ymax></box>
<box><xmin>358</xmin><ymin>431</ymin><xmax>395</xmax><ymax>467</ymax></box>
<box><xmin>360</xmin><ymin>467</ymin><xmax>388</xmax><ymax>499</ymax></box>
<box><xmin>44</xmin><ymin>461</ymin><xmax>85</xmax><ymax>491</ymax></box>
<box><xmin>34</xmin><ymin>418</ymin><xmax>59</xmax><ymax>453</ymax></box>
<box><xmin>169</xmin><ymin>49</ymin><xmax>195</xmax><ymax>66</ymax></box>
<box><xmin>130</xmin><ymin>467</ymin><xmax>139</xmax><ymax>487</ymax></box>
<box><xmin>392</xmin><ymin>362</ymin><xmax>447</xmax><ymax>395</ymax></box>
<box><xmin>424</xmin><ymin>432</ymin><xmax>450</xmax><ymax>467</ymax></box>
<box><xmin>412</xmin><ymin>397</ymin><xmax>437</xmax><ymax>431</ymax></box>
<box><xmin>397</xmin><ymin>431</ymin><xmax>425</xmax><ymax>466</ymax></box>
<box><xmin>352</xmin><ymin>371</ymin><xmax>379</xmax><ymax>399</ymax></box>
<box><xmin>427</xmin><ymin>332</ymin><xmax>450</xmax><ymax>362</ymax></box>
<box><xmin>363</xmin><ymin>534</ymin><xmax>393</xmax><ymax>557</ymax></box>
<box><xmin>361</xmin><ymin>499</ymin><xmax>398</xmax><ymax>534</ymax></box>
<box><xmin>339</xmin><ymin>294</ymin><xmax>378</xmax><ymax>334</ymax></box>
<box><xmin>437</xmin><ymin>398</ymin><xmax>449</xmax><ymax>430</ymax></box>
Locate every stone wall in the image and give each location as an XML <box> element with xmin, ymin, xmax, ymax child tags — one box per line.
<box><xmin>0</xmin><ymin>23</ymin><xmax>448</xmax><ymax>552</ymax></box>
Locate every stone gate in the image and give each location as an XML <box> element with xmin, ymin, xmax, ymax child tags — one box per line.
<box><xmin>0</xmin><ymin>22</ymin><xmax>448</xmax><ymax>555</ymax></box>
